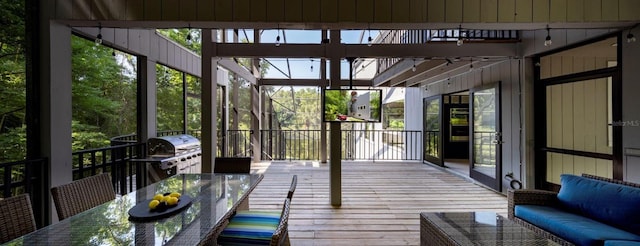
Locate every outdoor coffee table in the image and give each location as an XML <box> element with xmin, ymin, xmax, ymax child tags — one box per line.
<box><xmin>420</xmin><ymin>212</ymin><xmax>561</xmax><ymax>246</ymax></box>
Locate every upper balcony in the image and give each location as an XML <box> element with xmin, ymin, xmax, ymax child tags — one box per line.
<box><xmin>373</xmin><ymin>29</ymin><xmax>519</xmax><ymax>87</ymax></box>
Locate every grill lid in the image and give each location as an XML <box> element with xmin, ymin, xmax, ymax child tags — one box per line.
<box><xmin>148</xmin><ymin>134</ymin><xmax>200</xmax><ymax>156</ymax></box>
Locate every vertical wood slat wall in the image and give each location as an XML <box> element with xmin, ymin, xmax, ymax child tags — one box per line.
<box><xmin>54</xmin><ymin>0</ymin><xmax>640</xmax><ymax>23</ymax></box>
<box><xmin>541</xmin><ymin>45</ymin><xmax>615</xmax><ymax>184</ymax></box>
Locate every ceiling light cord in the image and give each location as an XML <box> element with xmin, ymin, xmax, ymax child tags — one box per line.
<box><xmin>457</xmin><ymin>25</ymin><xmax>464</xmax><ymax>46</ymax></box>
<box><xmin>186</xmin><ymin>24</ymin><xmax>193</xmax><ymax>45</ymax></box>
<box><xmin>367</xmin><ymin>24</ymin><xmax>373</xmax><ymax>47</ymax></box>
<box><xmin>276</xmin><ymin>26</ymin><xmax>281</xmax><ymax>47</ymax></box>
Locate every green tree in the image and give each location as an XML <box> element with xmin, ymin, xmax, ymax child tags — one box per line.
<box><xmin>156</xmin><ymin>65</ymin><xmax>185</xmax><ymax>131</ymax></box>
<box><xmin>370</xmin><ymin>90</ymin><xmax>381</xmax><ymax>121</ymax></box>
<box><xmin>269</xmin><ymin>87</ymin><xmax>321</xmax><ymax>130</ymax></box>
<box><xmin>157</xmin><ymin>29</ymin><xmax>201</xmax><ymax>55</ymax></box>
<box><xmin>0</xmin><ymin>0</ymin><xmax>26</xmax><ymax>162</ymax></box>
<box><xmin>323</xmin><ymin>89</ymin><xmax>348</xmax><ymax>121</ymax></box>
<box><xmin>71</xmin><ymin>36</ymin><xmax>137</xmax><ymax>150</ymax></box>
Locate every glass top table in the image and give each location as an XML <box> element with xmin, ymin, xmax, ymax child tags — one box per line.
<box><xmin>420</xmin><ymin>212</ymin><xmax>560</xmax><ymax>246</ymax></box>
<box><xmin>6</xmin><ymin>173</ymin><xmax>263</xmax><ymax>246</ymax></box>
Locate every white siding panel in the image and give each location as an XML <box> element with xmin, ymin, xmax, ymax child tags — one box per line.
<box><xmin>159</xmin><ymin>39</ymin><xmax>168</xmax><ymax>64</ymax></box>
<box><xmin>115</xmin><ymin>28</ymin><xmax>128</xmax><ymax>50</ymax></box>
<box><xmin>584</xmin><ymin>79</ymin><xmax>597</xmax><ymax>152</ymax></box>
<box><xmin>561</xmin><ymin>83</ymin><xmax>574</xmax><ymax>150</ymax></box>
<box><xmin>573</xmin><ymin>81</ymin><xmax>585</xmax><ymax>151</ymax></box>
<box><xmin>168</xmin><ymin>44</ymin><xmax>175</xmax><ymax>67</ymax></box>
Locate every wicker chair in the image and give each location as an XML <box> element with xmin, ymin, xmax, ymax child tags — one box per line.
<box><xmin>285</xmin><ymin>175</ymin><xmax>297</xmax><ymax>200</ymax></box>
<box><xmin>50</xmin><ymin>172</ymin><xmax>116</xmax><ymax>220</ymax></box>
<box><xmin>0</xmin><ymin>194</ymin><xmax>37</xmax><ymax>243</ymax></box>
<box><xmin>217</xmin><ymin>198</ymin><xmax>292</xmax><ymax>246</ymax></box>
<box><xmin>507</xmin><ymin>173</ymin><xmax>640</xmax><ymax>246</ymax></box>
<box><xmin>211</xmin><ymin>175</ymin><xmax>296</xmax><ymax>246</ymax></box>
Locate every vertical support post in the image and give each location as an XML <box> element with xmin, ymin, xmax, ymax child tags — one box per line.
<box><xmin>251</xmin><ymin>30</ymin><xmax>262</xmax><ymax>162</ymax></box>
<box><xmin>329</xmin><ymin>29</ymin><xmax>342</xmax><ymax>206</ymax></box>
<box><xmin>27</xmin><ymin>0</ymin><xmax>48</xmax><ymax>226</ymax></box>
<box><xmin>320</xmin><ymin>30</ymin><xmax>328</xmax><ymax>163</ymax></box>
<box><xmin>201</xmin><ymin>29</ymin><xmax>218</xmax><ymax>173</ymax></box>
<box><xmin>39</xmin><ymin>21</ymin><xmax>73</xmax><ymax>223</ymax></box>
<box><xmin>182</xmin><ymin>72</ymin><xmax>188</xmax><ymax>134</ymax></box>
<box><xmin>231</xmin><ymin>32</ymin><xmax>240</xmax><ymax>156</ymax></box>
<box><xmin>137</xmin><ymin>57</ymin><xmax>157</xmax><ymax>143</ymax></box>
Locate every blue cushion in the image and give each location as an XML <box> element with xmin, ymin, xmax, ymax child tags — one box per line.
<box><xmin>605</xmin><ymin>240</ymin><xmax>640</xmax><ymax>246</ymax></box>
<box><xmin>515</xmin><ymin>205</ymin><xmax>640</xmax><ymax>246</ymax></box>
<box><xmin>557</xmin><ymin>174</ymin><xmax>640</xmax><ymax>234</ymax></box>
<box><xmin>233</xmin><ymin>210</ymin><xmax>281</xmax><ymax>222</ymax></box>
<box><xmin>217</xmin><ymin>211</ymin><xmax>282</xmax><ymax>245</ymax></box>
<box><xmin>218</xmin><ymin>220</ymin><xmax>276</xmax><ymax>245</ymax></box>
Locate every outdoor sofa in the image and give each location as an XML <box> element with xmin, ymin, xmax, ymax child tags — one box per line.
<box><xmin>508</xmin><ymin>173</ymin><xmax>640</xmax><ymax>246</ymax></box>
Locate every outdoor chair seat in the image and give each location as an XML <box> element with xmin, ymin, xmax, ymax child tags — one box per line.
<box><xmin>217</xmin><ymin>198</ymin><xmax>291</xmax><ymax>246</ymax></box>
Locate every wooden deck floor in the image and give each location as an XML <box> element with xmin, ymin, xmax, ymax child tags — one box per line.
<box><xmin>247</xmin><ymin>161</ymin><xmax>508</xmax><ymax>246</ymax></box>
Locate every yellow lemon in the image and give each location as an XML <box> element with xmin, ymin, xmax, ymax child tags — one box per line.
<box><xmin>148</xmin><ymin>199</ymin><xmax>160</xmax><ymax>210</ymax></box>
<box><xmin>167</xmin><ymin>196</ymin><xmax>179</xmax><ymax>206</ymax></box>
<box><xmin>161</xmin><ymin>196</ymin><xmax>171</xmax><ymax>203</ymax></box>
<box><xmin>153</xmin><ymin>194</ymin><xmax>164</xmax><ymax>201</ymax></box>
<box><xmin>169</xmin><ymin>192</ymin><xmax>181</xmax><ymax>198</ymax></box>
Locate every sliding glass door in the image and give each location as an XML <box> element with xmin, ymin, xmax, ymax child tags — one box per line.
<box><xmin>469</xmin><ymin>82</ymin><xmax>502</xmax><ymax>190</ymax></box>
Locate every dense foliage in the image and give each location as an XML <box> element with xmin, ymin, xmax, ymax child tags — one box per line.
<box><xmin>0</xmin><ymin>0</ymin><xmax>26</xmax><ymax>162</ymax></box>
<box><xmin>269</xmin><ymin>87</ymin><xmax>322</xmax><ymax>130</ymax></box>
<box><xmin>72</xmin><ymin>36</ymin><xmax>138</xmax><ymax>142</ymax></box>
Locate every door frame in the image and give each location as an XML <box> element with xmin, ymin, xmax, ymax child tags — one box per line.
<box><xmin>533</xmin><ymin>33</ymin><xmax>623</xmax><ymax>191</ymax></box>
<box><xmin>423</xmin><ymin>95</ymin><xmax>444</xmax><ymax>166</ymax></box>
<box><xmin>469</xmin><ymin>81</ymin><xmax>502</xmax><ymax>191</ymax></box>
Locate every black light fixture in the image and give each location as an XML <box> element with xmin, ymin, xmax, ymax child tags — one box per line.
<box><xmin>544</xmin><ymin>25</ymin><xmax>552</xmax><ymax>46</ymax></box>
<box><xmin>627</xmin><ymin>31</ymin><xmax>636</xmax><ymax>43</ymax></box>
<box><xmin>367</xmin><ymin>24</ymin><xmax>373</xmax><ymax>47</ymax></box>
<box><xmin>412</xmin><ymin>59</ymin><xmax>417</xmax><ymax>72</ymax></box>
<box><xmin>186</xmin><ymin>24</ymin><xmax>193</xmax><ymax>45</ymax></box>
<box><xmin>457</xmin><ymin>25</ymin><xmax>464</xmax><ymax>46</ymax></box>
<box><xmin>275</xmin><ymin>26</ymin><xmax>281</xmax><ymax>47</ymax></box>
<box><xmin>95</xmin><ymin>24</ymin><xmax>103</xmax><ymax>46</ymax></box>
<box><xmin>310</xmin><ymin>59</ymin><xmax>314</xmax><ymax>72</ymax></box>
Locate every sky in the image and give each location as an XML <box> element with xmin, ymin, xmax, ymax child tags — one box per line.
<box><xmin>226</xmin><ymin>29</ymin><xmax>379</xmax><ymax>80</ymax></box>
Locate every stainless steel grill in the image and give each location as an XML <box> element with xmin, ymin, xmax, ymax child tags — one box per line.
<box><xmin>135</xmin><ymin>134</ymin><xmax>202</xmax><ymax>182</ymax></box>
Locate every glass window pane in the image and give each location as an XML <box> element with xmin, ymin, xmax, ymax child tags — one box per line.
<box><xmin>545</xmin><ymin>78</ymin><xmax>612</xmax><ymax>155</ymax></box>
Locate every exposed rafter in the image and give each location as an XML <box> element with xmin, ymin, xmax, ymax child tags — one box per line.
<box><xmin>212</xmin><ymin>42</ymin><xmax>517</xmax><ymax>59</ymax></box>
<box><xmin>259</xmin><ymin>79</ymin><xmax>371</xmax><ymax>87</ymax></box>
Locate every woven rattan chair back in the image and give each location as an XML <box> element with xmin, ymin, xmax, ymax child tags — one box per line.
<box><xmin>287</xmin><ymin>175</ymin><xmax>297</xmax><ymax>200</ymax></box>
<box><xmin>271</xmin><ymin>198</ymin><xmax>291</xmax><ymax>246</ymax></box>
<box><xmin>50</xmin><ymin>172</ymin><xmax>116</xmax><ymax>220</ymax></box>
<box><xmin>0</xmin><ymin>193</ymin><xmax>37</xmax><ymax>243</ymax></box>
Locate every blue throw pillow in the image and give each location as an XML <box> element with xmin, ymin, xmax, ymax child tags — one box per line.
<box><xmin>557</xmin><ymin>174</ymin><xmax>640</xmax><ymax>235</ymax></box>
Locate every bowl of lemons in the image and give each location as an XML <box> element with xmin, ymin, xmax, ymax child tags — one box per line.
<box><xmin>129</xmin><ymin>192</ymin><xmax>192</xmax><ymax>221</ymax></box>
<box><xmin>148</xmin><ymin>192</ymin><xmax>181</xmax><ymax>211</ymax></box>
